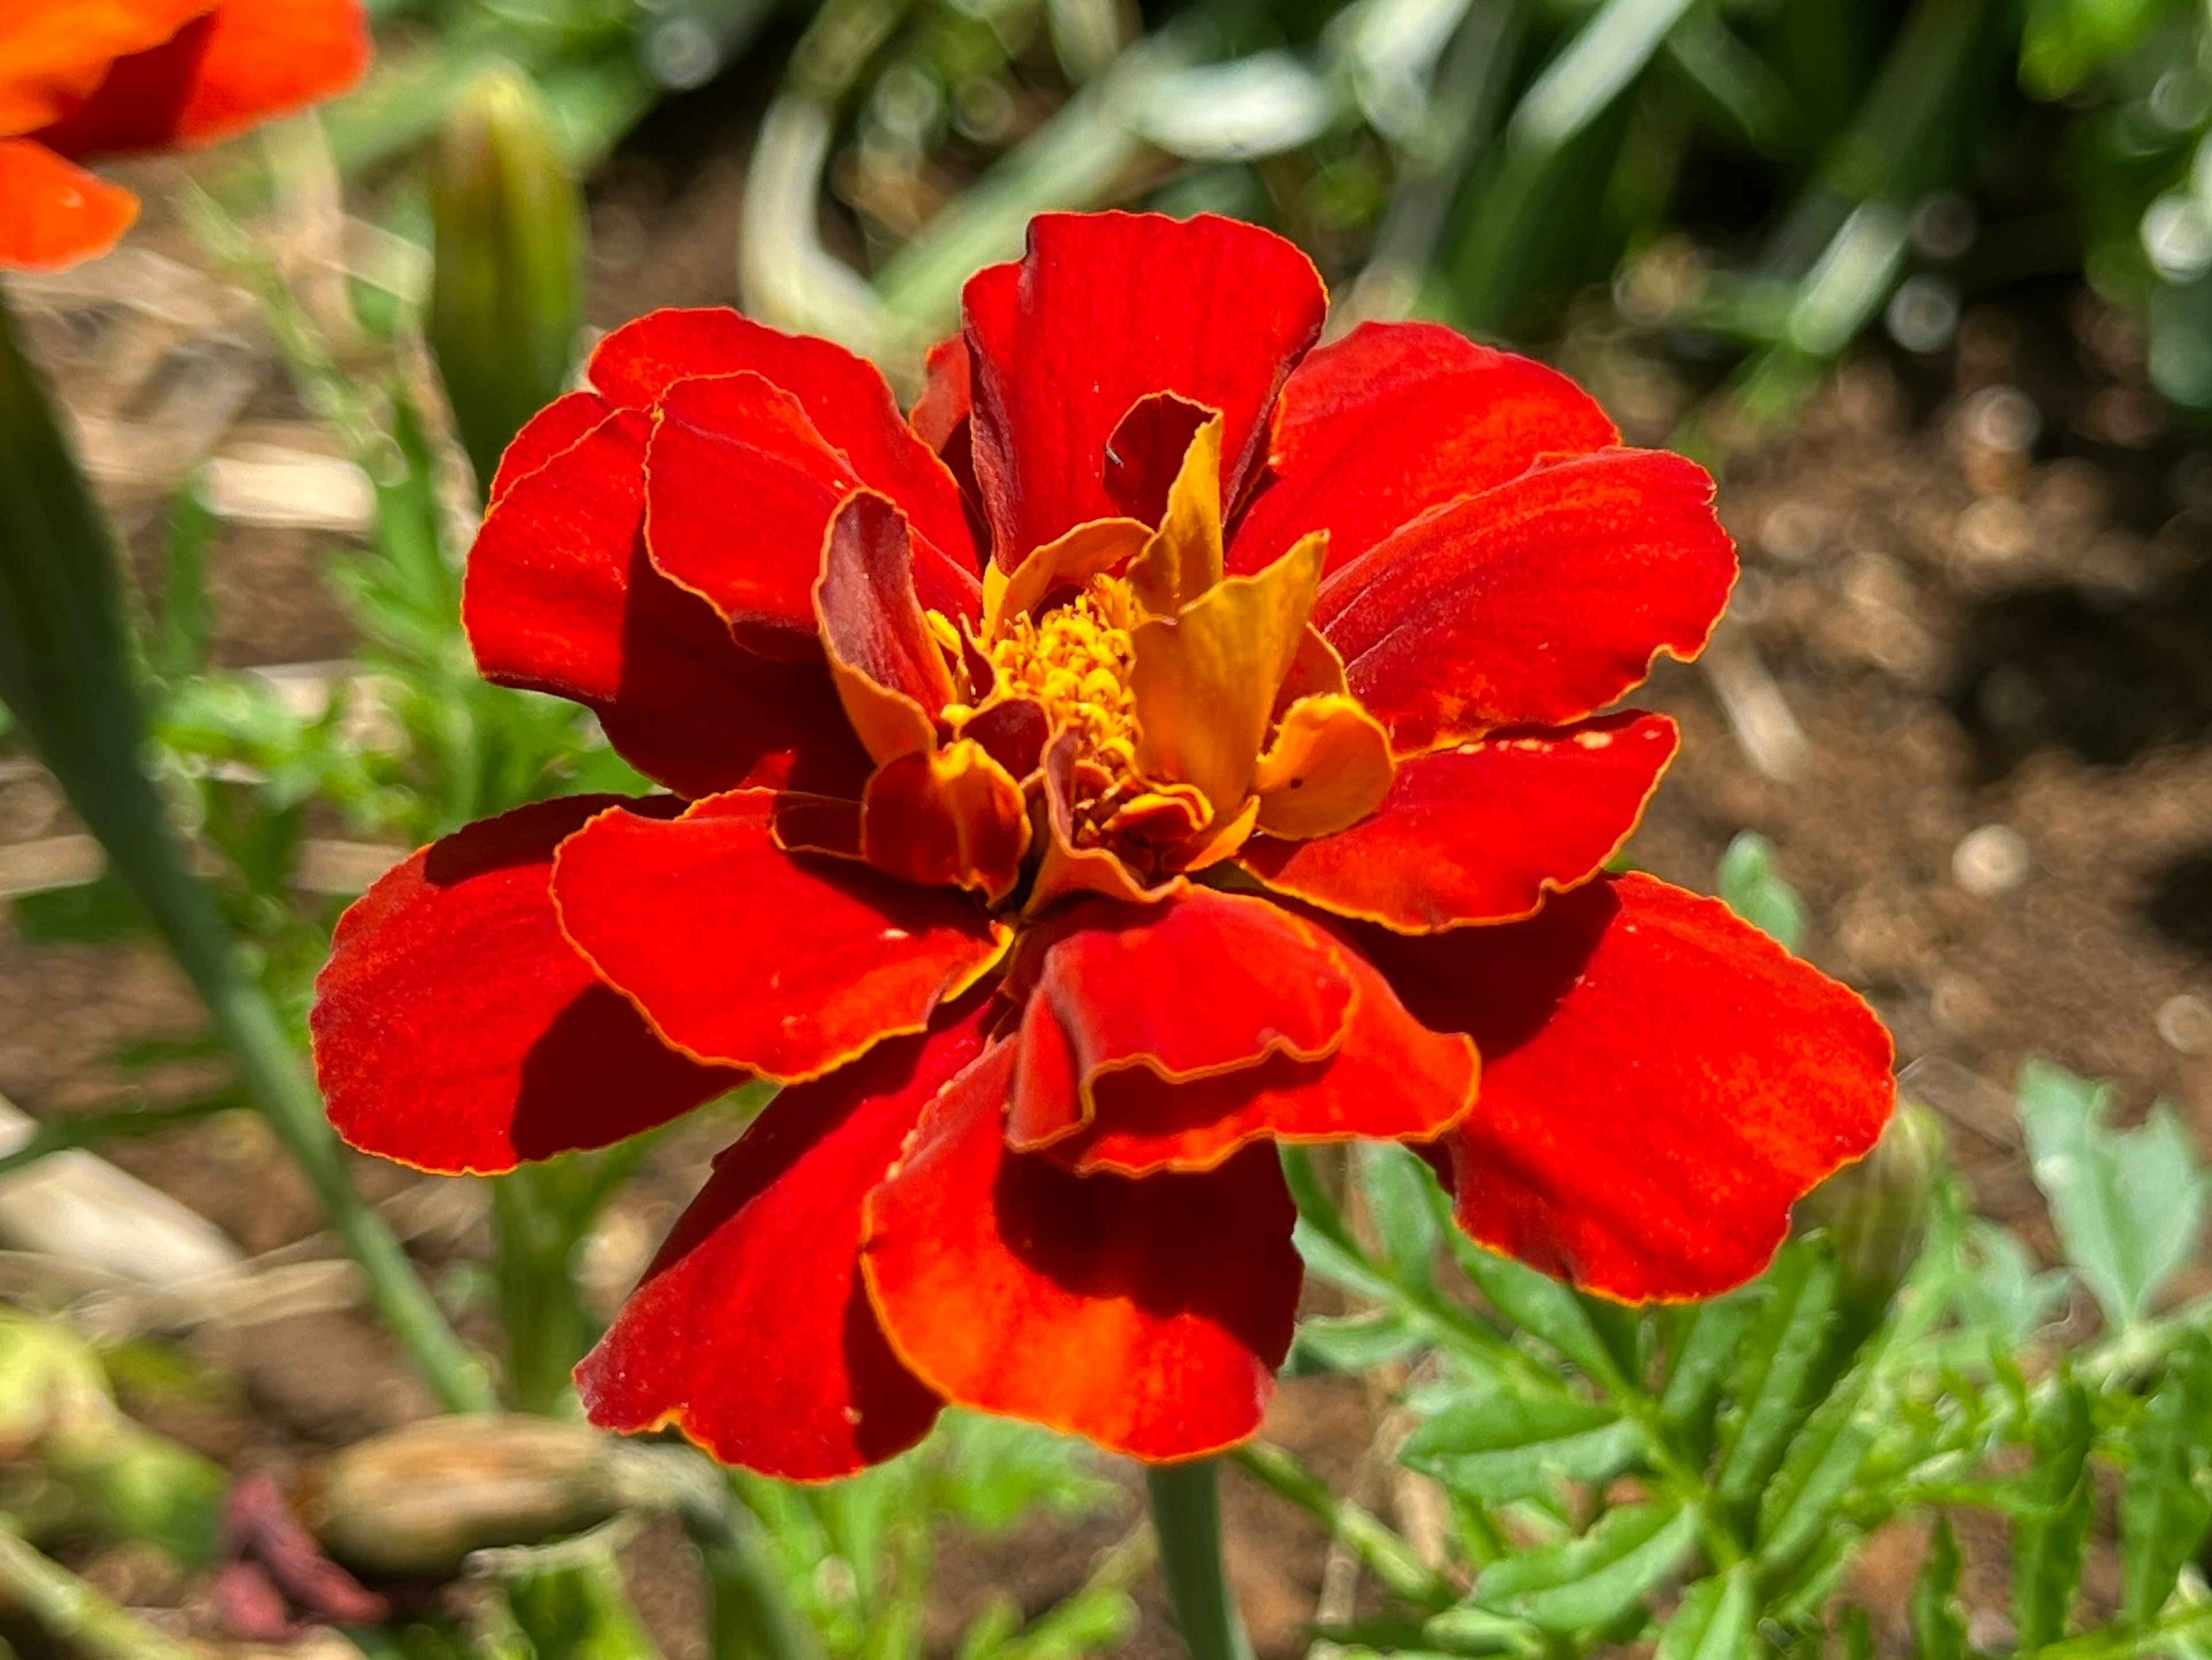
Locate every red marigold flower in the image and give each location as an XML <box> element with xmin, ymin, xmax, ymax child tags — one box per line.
<box><xmin>310</xmin><ymin>211</ymin><xmax>1895</xmax><ymax>1476</ymax></box>
<box><xmin>0</xmin><ymin>0</ymin><xmax>370</xmax><ymax>271</ymax></box>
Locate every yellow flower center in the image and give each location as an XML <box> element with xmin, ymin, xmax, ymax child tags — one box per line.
<box><xmin>985</xmin><ymin>578</ymin><xmax>1142</xmax><ymax>780</ymax></box>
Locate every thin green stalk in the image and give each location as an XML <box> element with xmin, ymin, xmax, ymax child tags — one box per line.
<box><xmin>699</xmin><ymin>1506</ymin><xmax>828</xmax><ymax>1660</ymax></box>
<box><xmin>1146</xmin><ymin>1459</ymin><xmax>1253</xmax><ymax>1660</ymax></box>
<box><xmin>0</xmin><ymin>291</ymin><xmax>493</xmax><ymax>1416</ymax></box>
<box><xmin>1229</xmin><ymin>1440</ymin><xmax>1456</xmax><ymax>1610</ymax></box>
<box><xmin>0</xmin><ymin>1526</ymin><xmax>198</xmax><ymax>1660</ymax></box>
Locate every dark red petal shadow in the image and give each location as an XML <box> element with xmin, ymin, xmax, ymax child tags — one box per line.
<box><xmin>862</xmin><ymin>1041</ymin><xmax>1302</xmax><ymax>1461</ymax></box>
<box><xmin>1367</xmin><ymin>874</ymin><xmax>1895</xmax><ymax>1302</ymax></box>
<box><xmin>310</xmin><ymin>797</ymin><xmax>739</xmax><ymax>1175</ymax></box>
<box><xmin>463</xmin><ymin>406</ymin><xmax>868</xmax><ymax>799</ymax></box>
<box><xmin>1241</xmin><ymin>712</ymin><xmax>1679</xmax><ymax>931</ymax></box>
<box><xmin>576</xmin><ymin>1007</ymin><xmax>995</xmax><ymax>1479</ymax></box>
<box><xmin>33</xmin><ymin>0</ymin><xmax>369</xmax><ymax>158</ymax></box>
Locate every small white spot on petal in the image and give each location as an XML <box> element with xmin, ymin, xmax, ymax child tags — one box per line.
<box><xmin>1574</xmin><ymin>729</ymin><xmax>1613</xmax><ymax>749</ymax></box>
<box><xmin>881</xmin><ymin>927</ymin><xmax>912</xmax><ymax>942</ymax></box>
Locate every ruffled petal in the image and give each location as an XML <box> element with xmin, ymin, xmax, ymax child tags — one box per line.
<box><xmin>310</xmin><ymin>797</ymin><xmax>740</xmax><ymax>1176</ymax></box>
<box><xmin>1250</xmin><ymin>693</ymin><xmax>1395</xmax><ymax>841</ymax></box>
<box><xmin>589</xmin><ymin>308</ymin><xmax>979</xmax><ymax>573</ymax></box>
<box><xmin>0</xmin><ymin>138</ymin><xmax>137</xmax><ymax>271</ymax></box>
<box><xmin>862</xmin><ymin>1041</ymin><xmax>1302</xmax><ymax>1461</ymax></box>
<box><xmin>816</xmin><ymin>491</ymin><xmax>959</xmax><ymax>764</ymax></box>
<box><xmin>861</xmin><ymin>741</ymin><xmax>1030</xmax><ymax>903</ymax></box>
<box><xmin>645</xmin><ymin>372</ymin><xmax>978</xmax><ymax>652</ymax></box>
<box><xmin>1241</xmin><ymin>712</ymin><xmax>1677</xmax><ymax>931</ymax></box>
<box><xmin>1368</xmin><ymin>874</ymin><xmax>1895</xmax><ymax>1302</ymax></box>
<box><xmin>31</xmin><ymin>0</ymin><xmax>368</xmax><ymax>158</ymax></box>
<box><xmin>0</xmin><ymin>0</ymin><xmax>209</xmax><ymax>135</ymax></box>
<box><xmin>963</xmin><ymin>211</ymin><xmax>1326</xmax><ymax>564</ymax></box>
<box><xmin>1003</xmin><ymin>888</ymin><xmax>1355</xmax><ymax>1152</ymax></box>
<box><xmin>486</xmin><ymin>390</ymin><xmax>608</xmax><ymax>505</ymax></box>
<box><xmin>577</xmin><ymin>1007</ymin><xmax>999</xmax><ymax>1479</ymax></box>
<box><xmin>910</xmin><ymin>332</ymin><xmax>971</xmax><ymax>452</ymax></box>
<box><xmin>551</xmin><ymin>789</ymin><xmax>1011</xmax><ymax>1083</ymax></box>
<box><xmin>463</xmin><ymin>406</ymin><xmax>868</xmax><ymax>799</ymax></box>
<box><xmin>1230</xmin><ymin>322</ymin><xmax>1619</xmax><ymax>578</ymax></box>
<box><xmin>1313</xmin><ymin>449</ymin><xmax>1735</xmax><ymax>749</ymax></box>
<box><xmin>1045</xmin><ymin>941</ymin><xmax>1476</xmax><ymax>1175</ymax></box>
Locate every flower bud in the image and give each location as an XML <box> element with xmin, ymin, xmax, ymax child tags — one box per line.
<box><xmin>300</xmin><ymin>1416</ymin><xmax>705</xmax><ymax>1578</ymax></box>
<box><xmin>1799</xmin><ymin>1102</ymin><xmax>1942</xmax><ymax>1330</ymax></box>
<box><xmin>430</xmin><ymin>63</ymin><xmax>586</xmax><ymax>493</ymax></box>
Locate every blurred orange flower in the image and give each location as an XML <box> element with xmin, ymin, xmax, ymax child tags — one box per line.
<box><xmin>0</xmin><ymin>0</ymin><xmax>370</xmax><ymax>271</ymax></box>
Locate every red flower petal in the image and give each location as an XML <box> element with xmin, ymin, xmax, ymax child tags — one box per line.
<box><xmin>816</xmin><ymin>491</ymin><xmax>959</xmax><ymax>762</ymax></box>
<box><xmin>862</xmin><ymin>1041</ymin><xmax>1301</xmax><ymax>1460</ymax></box>
<box><xmin>1003</xmin><ymin>890</ymin><xmax>1356</xmax><ymax>1151</ymax></box>
<box><xmin>644</xmin><ymin>373</ymin><xmax>979</xmax><ymax>651</ymax></box>
<box><xmin>590</xmin><ymin>308</ymin><xmax>978</xmax><ymax>573</ymax></box>
<box><xmin>911</xmin><ymin>332</ymin><xmax>971</xmax><ymax>452</ymax></box>
<box><xmin>32</xmin><ymin>0</ymin><xmax>368</xmax><ymax>158</ymax></box>
<box><xmin>0</xmin><ymin>138</ymin><xmax>138</xmax><ymax>271</ymax></box>
<box><xmin>1046</xmin><ymin>943</ymin><xmax>1477</xmax><ymax>1175</ymax></box>
<box><xmin>463</xmin><ymin>406</ymin><xmax>867</xmax><ymax>799</ymax></box>
<box><xmin>1313</xmin><ymin>449</ymin><xmax>1735</xmax><ymax>749</ymax></box>
<box><xmin>578</xmin><ymin>1008</ymin><xmax>998</xmax><ymax>1479</ymax></box>
<box><xmin>1241</xmin><ymin>712</ymin><xmax>1678</xmax><ymax>931</ymax></box>
<box><xmin>310</xmin><ymin>797</ymin><xmax>738</xmax><ymax>1176</ymax></box>
<box><xmin>486</xmin><ymin>390</ymin><xmax>608</xmax><ymax>505</ymax></box>
<box><xmin>1230</xmin><ymin>322</ymin><xmax>1619</xmax><ymax>578</ymax></box>
<box><xmin>1369</xmin><ymin>874</ymin><xmax>1895</xmax><ymax>1301</ymax></box>
<box><xmin>0</xmin><ymin>0</ymin><xmax>209</xmax><ymax>136</ymax></box>
<box><xmin>963</xmin><ymin>212</ymin><xmax>1325</xmax><ymax>565</ymax></box>
<box><xmin>551</xmin><ymin>789</ymin><xmax>1012</xmax><ymax>1082</ymax></box>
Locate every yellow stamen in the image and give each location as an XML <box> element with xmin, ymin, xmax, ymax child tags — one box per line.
<box><xmin>984</xmin><ymin>578</ymin><xmax>1141</xmax><ymax>770</ymax></box>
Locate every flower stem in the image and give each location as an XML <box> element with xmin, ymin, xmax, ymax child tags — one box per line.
<box><xmin>1146</xmin><ymin>1458</ymin><xmax>1254</xmax><ymax>1660</ymax></box>
<box><xmin>0</xmin><ymin>293</ymin><xmax>494</xmax><ymax>1417</ymax></box>
<box><xmin>0</xmin><ymin>1524</ymin><xmax>198</xmax><ymax>1660</ymax></box>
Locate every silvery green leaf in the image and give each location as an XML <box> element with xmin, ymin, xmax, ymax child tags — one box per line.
<box><xmin>2017</xmin><ymin>1058</ymin><xmax>2209</xmax><ymax>1329</ymax></box>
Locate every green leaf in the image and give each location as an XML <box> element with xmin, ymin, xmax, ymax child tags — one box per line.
<box><xmin>1755</xmin><ymin>1351</ymin><xmax>1878</xmax><ymax>1568</ymax></box>
<box><xmin>1909</xmin><ymin>1517</ymin><xmax>1965</xmax><ymax>1660</ymax></box>
<box><xmin>1654</xmin><ymin>1566</ymin><xmax>1754</xmax><ymax>1660</ymax></box>
<box><xmin>1715</xmin><ymin>831</ymin><xmax>1806</xmax><ymax>952</ymax></box>
<box><xmin>1714</xmin><ymin>1242</ymin><xmax>1838</xmax><ymax>1511</ymax></box>
<box><xmin>1659</xmin><ymin>1293</ymin><xmax>1756</xmax><ymax>1428</ymax></box>
<box><xmin>1400</xmin><ymin>1389</ymin><xmax>1641</xmax><ymax>1503</ymax></box>
<box><xmin>2013</xmin><ymin>1371</ymin><xmax>2095</xmax><ymax>1651</ymax></box>
<box><xmin>2017</xmin><ymin>1058</ymin><xmax>2208</xmax><ymax>1330</ymax></box>
<box><xmin>155</xmin><ymin>476</ymin><xmax>217</xmax><ymax>683</ymax></box>
<box><xmin>1444</xmin><ymin>1229</ymin><xmax>1623</xmax><ymax>1386</ymax></box>
<box><xmin>2020</xmin><ymin>0</ymin><xmax>2166</xmax><ymax>97</ymax></box>
<box><xmin>1472</xmin><ymin>1499</ymin><xmax>1699</xmax><ymax>1633</ymax></box>
<box><xmin>1358</xmin><ymin>1141</ymin><xmax>1444</xmax><ymax>1286</ymax></box>
<box><xmin>2120</xmin><ymin>1332</ymin><xmax>2212</xmax><ymax>1625</ymax></box>
<box><xmin>1289</xmin><ymin>1310</ymin><xmax>1427</xmax><ymax>1376</ymax></box>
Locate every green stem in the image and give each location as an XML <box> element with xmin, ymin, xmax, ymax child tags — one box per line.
<box><xmin>0</xmin><ymin>292</ymin><xmax>493</xmax><ymax>1416</ymax></box>
<box><xmin>1229</xmin><ymin>1441</ymin><xmax>1456</xmax><ymax>1610</ymax></box>
<box><xmin>0</xmin><ymin>1526</ymin><xmax>198</xmax><ymax>1660</ymax></box>
<box><xmin>1146</xmin><ymin>1459</ymin><xmax>1253</xmax><ymax>1660</ymax></box>
<box><xmin>699</xmin><ymin>1507</ymin><xmax>827</xmax><ymax>1660</ymax></box>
